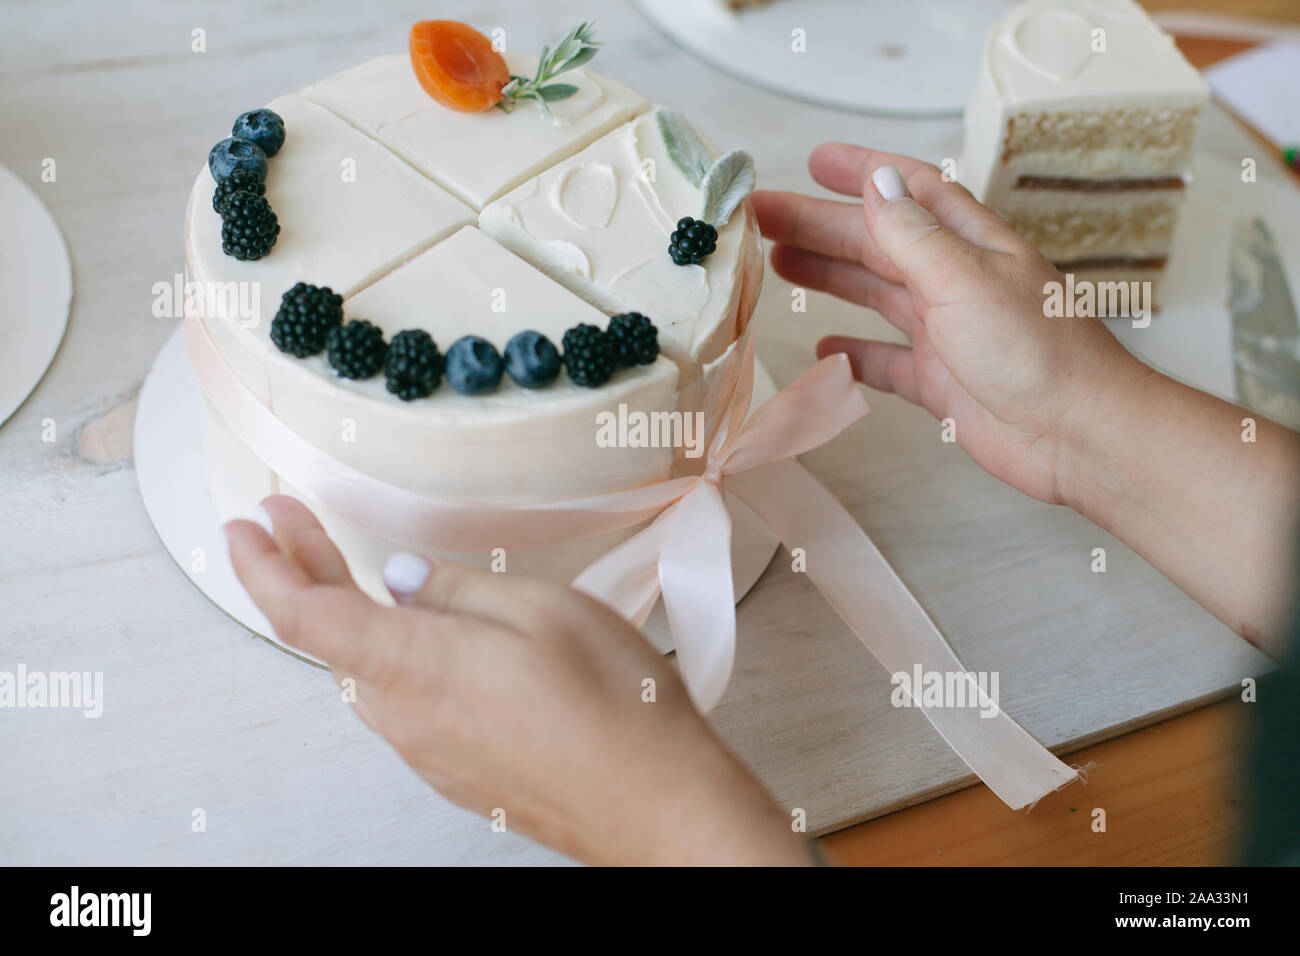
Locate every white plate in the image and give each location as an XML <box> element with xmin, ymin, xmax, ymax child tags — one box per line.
<box><xmin>635</xmin><ymin>0</ymin><xmax>1016</xmax><ymax>117</ymax></box>
<box><xmin>135</xmin><ymin>324</ymin><xmax>780</xmax><ymax>664</ymax></box>
<box><xmin>0</xmin><ymin>163</ymin><xmax>72</xmax><ymax>427</ymax></box>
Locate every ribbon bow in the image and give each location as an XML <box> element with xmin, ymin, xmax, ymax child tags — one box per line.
<box><xmin>575</xmin><ymin>332</ymin><xmax>1078</xmax><ymax>809</ymax></box>
<box><xmin>574</xmin><ymin>331</ymin><xmax>869</xmax><ymax>709</ymax></box>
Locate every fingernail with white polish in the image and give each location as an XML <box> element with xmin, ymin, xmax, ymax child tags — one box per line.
<box><xmin>251</xmin><ymin>505</ymin><xmax>275</xmax><ymax>536</ymax></box>
<box><xmin>872</xmin><ymin>165</ymin><xmax>910</xmax><ymax>202</ymax></box>
<box><xmin>383</xmin><ymin>552</ymin><xmax>431</xmax><ymax>600</ymax></box>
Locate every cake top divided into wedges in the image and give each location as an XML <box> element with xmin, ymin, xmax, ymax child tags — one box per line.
<box><xmin>189</xmin><ymin>20</ymin><xmax>758</xmax><ymax>407</ymax></box>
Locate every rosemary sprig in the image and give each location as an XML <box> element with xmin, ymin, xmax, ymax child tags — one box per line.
<box><xmin>498</xmin><ymin>21</ymin><xmax>601</xmax><ymax>117</ymax></box>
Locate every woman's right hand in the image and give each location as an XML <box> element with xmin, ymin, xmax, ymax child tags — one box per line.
<box><xmin>752</xmin><ymin>145</ymin><xmax>1144</xmax><ymax>507</ymax></box>
<box><xmin>754</xmin><ymin>145</ymin><xmax>1300</xmax><ymax>657</ymax></box>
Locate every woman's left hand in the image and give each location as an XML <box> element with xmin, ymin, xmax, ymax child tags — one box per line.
<box><xmin>224</xmin><ymin>495</ymin><xmax>811</xmax><ymax>866</ymax></box>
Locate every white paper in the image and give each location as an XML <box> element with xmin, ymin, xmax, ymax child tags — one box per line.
<box><xmin>1206</xmin><ymin>42</ymin><xmax>1300</xmax><ymax>149</ymax></box>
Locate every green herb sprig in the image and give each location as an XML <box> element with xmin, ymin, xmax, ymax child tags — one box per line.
<box><xmin>499</xmin><ymin>21</ymin><xmax>601</xmax><ymax>118</ymax></box>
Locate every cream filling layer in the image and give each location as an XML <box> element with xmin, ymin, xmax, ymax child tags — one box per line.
<box><xmin>994</xmin><ymin>149</ymin><xmax>1196</xmax><ymax>183</ymax></box>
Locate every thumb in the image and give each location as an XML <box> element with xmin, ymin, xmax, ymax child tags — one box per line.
<box><xmin>865</xmin><ymin>165</ymin><xmax>982</xmax><ymax>303</ymax></box>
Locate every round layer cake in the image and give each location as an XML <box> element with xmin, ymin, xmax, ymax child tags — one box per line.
<box><xmin>185</xmin><ymin>33</ymin><xmax>763</xmax><ymax>600</ymax></box>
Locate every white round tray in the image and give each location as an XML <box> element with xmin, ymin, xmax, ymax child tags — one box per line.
<box><xmin>135</xmin><ymin>324</ymin><xmax>781</xmax><ymax>664</ymax></box>
<box><xmin>0</xmin><ymin>163</ymin><xmax>72</xmax><ymax>427</ymax></box>
<box><xmin>635</xmin><ymin>0</ymin><xmax>1015</xmax><ymax>117</ymax></box>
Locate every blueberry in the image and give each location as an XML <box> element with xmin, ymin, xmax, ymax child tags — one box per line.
<box><xmin>503</xmin><ymin>330</ymin><xmax>561</xmax><ymax>389</ymax></box>
<box><xmin>208</xmin><ymin>137</ymin><xmax>268</xmax><ymax>183</ymax></box>
<box><xmin>445</xmin><ymin>336</ymin><xmax>504</xmax><ymax>395</ymax></box>
<box><xmin>232</xmin><ymin>109</ymin><xmax>286</xmax><ymax>158</ymax></box>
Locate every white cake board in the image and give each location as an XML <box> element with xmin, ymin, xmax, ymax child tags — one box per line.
<box><xmin>0</xmin><ymin>162</ymin><xmax>72</xmax><ymax>427</ymax></box>
<box><xmin>135</xmin><ymin>324</ymin><xmax>781</xmax><ymax>665</ymax></box>
<box><xmin>635</xmin><ymin>0</ymin><xmax>1016</xmax><ymax>117</ymax></box>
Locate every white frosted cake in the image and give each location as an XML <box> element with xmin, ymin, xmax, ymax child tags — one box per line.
<box><xmin>961</xmin><ymin>0</ymin><xmax>1209</xmax><ymax>295</ymax></box>
<box><xmin>185</xmin><ymin>21</ymin><xmax>762</xmax><ymax>599</ymax></box>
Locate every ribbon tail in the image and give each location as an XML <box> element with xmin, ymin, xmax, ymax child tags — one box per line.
<box><xmin>573</xmin><ymin>483</ymin><xmax>737</xmax><ymax>713</ymax></box>
<box><xmin>657</xmin><ymin>483</ymin><xmax>736</xmax><ymax>713</ymax></box>
<box><xmin>572</xmin><ymin>514</ymin><xmax>670</xmax><ymax>629</ymax></box>
<box><xmin>728</xmin><ymin>459</ymin><xmax>1078</xmax><ymax>810</ymax></box>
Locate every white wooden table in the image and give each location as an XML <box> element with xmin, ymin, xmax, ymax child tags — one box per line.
<box><xmin>0</xmin><ymin>0</ymin><xmax>1271</xmax><ymax>864</ymax></box>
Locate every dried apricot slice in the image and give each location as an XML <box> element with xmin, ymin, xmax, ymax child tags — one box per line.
<box><xmin>409</xmin><ymin>20</ymin><xmax>510</xmax><ymax>113</ymax></box>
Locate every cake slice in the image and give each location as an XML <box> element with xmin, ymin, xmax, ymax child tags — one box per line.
<box><xmin>479</xmin><ymin>110</ymin><xmax>761</xmax><ymax>376</ymax></box>
<box><xmin>960</xmin><ymin>0</ymin><xmax>1208</xmax><ymax>299</ymax></box>
<box><xmin>186</xmin><ymin>93</ymin><xmax>475</xmax><ymax>332</ymax></box>
<box><xmin>301</xmin><ymin>53</ymin><xmax>648</xmax><ymax>209</ymax></box>
<box><xmin>186</xmin><ymin>92</ymin><xmax>475</xmax><ymax>409</ymax></box>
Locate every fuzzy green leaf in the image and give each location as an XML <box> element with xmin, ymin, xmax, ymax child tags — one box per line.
<box><xmin>700</xmin><ymin>149</ymin><xmax>756</xmax><ymax>227</ymax></box>
<box><xmin>655</xmin><ymin>108</ymin><xmax>713</xmax><ymax>188</ymax></box>
<box><xmin>566</xmin><ymin>45</ymin><xmax>600</xmax><ymax>70</ymax></box>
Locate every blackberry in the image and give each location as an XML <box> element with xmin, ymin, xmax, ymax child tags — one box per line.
<box><xmin>220</xmin><ymin>191</ymin><xmax>279</xmax><ymax>261</ymax></box>
<box><xmin>668</xmin><ymin>216</ymin><xmax>717</xmax><ymax>265</ymax></box>
<box><xmin>208</xmin><ymin>136</ymin><xmax>268</xmax><ymax>183</ymax></box>
<box><xmin>445</xmin><ymin>336</ymin><xmax>504</xmax><ymax>395</ymax></box>
<box><xmin>232</xmin><ymin>109</ymin><xmax>286</xmax><ymax>158</ymax></box>
<box><xmin>562</xmin><ymin>323</ymin><xmax>615</xmax><ymax>388</ymax></box>
<box><xmin>385</xmin><ymin>329</ymin><xmax>443</xmax><ymax>400</ymax></box>
<box><xmin>503</xmin><ymin>330</ymin><xmax>561</xmax><ymax>389</ymax></box>
<box><xmin>325</xmin><ymin>319</ymin><xmax>387</xmax><ymax>380</ymax></box>
<box><xmin>212</xmin><ymin>168</ymin><xmax>265</xmax><ymax>215</ymax></box>
<box><xmin>607</xmin><ymin>313</ymin><xmax>659</xmax><ymax>367</ymax></box>
<box><xmin>270</xmin><ymin>282</ymin><xmax>343</xmax><ymax>358</ymax></box>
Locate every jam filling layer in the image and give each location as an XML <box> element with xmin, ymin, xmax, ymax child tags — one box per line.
<box><xmin>1052</xmin><ymin>255</ymin><xmax>1169</xmax><ymax>271</ymax></box>
<box><xmin>1015</xmin><ymin>176</ymin><xmax>1186</xmax><ymax>191</ymax></box>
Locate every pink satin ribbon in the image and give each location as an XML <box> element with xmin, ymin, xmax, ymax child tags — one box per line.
<box><xmin>187</xmin><ymin>311</ymin><xmax>1078</xmax><ymax>809</ymax></box>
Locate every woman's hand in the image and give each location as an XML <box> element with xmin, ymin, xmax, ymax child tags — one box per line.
<box><xmin>754</xmin><ymin>145</ymin><xmax>1300</xmax><ymax>656</ymax></box>
<box><xmin>225</xmin><ymin>495</ymin><xmax>812</xmax><ymax>866</ymax></box>
<box><xmin>752</xmin><ymin>144</ymin><xmax>1141</xmax><ymax>505</ymax></box>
